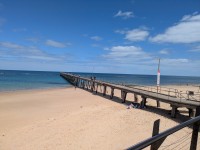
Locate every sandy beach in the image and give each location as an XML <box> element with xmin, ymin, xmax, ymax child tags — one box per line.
<box><xmin>0</xmin><ymin>86</ymin><xmax>199</xmax><ymax>150</ymax></box>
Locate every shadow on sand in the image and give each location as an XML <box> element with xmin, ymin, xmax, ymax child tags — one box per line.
<box><xmin>81</xmin><ymin>87</ymin><xmax>194</xmax><ymax>126</ymax></box>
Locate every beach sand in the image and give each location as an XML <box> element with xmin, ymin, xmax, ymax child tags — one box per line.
<box><xmin>0</xmin><ymin>86</ymin><xmax>199</xmax><ymax>150</ymax></box>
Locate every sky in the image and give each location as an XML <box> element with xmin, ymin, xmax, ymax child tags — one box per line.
<box><xmin>0</xmin><ymin>0</ymin><xmax>200</xmax><ymax>76</ymax></box>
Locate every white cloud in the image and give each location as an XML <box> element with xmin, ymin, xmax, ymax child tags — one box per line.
<box><xmin>125</xmin><ymin>29</ymin><xmax>149</xmax><ymax>41</ymax></box>
<box><xmin>0</xmin><ymin>41</ymin><xmax>59</xmax><ymax>61</ymax></box>
<box><xmin>159</xmin><ymin>49</ymin><xmax>169</xmax><ymax>55</ymax></box>
<box><xmin>90</xmin><ymin>36</ymin><xmax>102</xmax><ymax>41</ymax></box>
<box><xmin>162</xmin><ymin>58</ymin><xmax>189</xmax><ymax>64</ymax></box>
<box><xmin>45</xmin><ymin>39</ymin><xmax>68</xmax><ymax>48</ymax></box>
<box><xmin>150</xmin><ymin>13</ymin><xmax>200</xmax><ymax>43</ymax></box>
<box><xmin>103</xmin><ymin>45</ymin><xmax>151</xmax><ymax>63</ymax></box>
<box><xmin>114</xmin><ymin>10</ymin><xmax>134</xmax><ymax>19</ymax></box>
<box><xmin>116</xmin><ymin>28</ymin><xmax>149</xmax><ymax>42</ymax></box>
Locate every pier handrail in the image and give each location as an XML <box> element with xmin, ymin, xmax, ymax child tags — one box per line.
<box><xmin>126</xmin><ymin>84</ymin><xmax>200</xmax><ymax>102</ymax></box>
<box><xmin>126</xmin><ymin>114</ymin><xmax>200</xmax><ymax>150</ymax></box>
<box><xmin>126</xmin><ymin>85</ymin><xmax>178</xmax><ymax>97</ymax></box>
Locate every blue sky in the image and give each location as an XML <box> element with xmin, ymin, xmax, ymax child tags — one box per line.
<box><xmin>0</xmin><ymin>0</ymin><xmax>200</xmax><ymax>76</ymax></box>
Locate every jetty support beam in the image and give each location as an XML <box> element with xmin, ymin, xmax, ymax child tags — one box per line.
<box><xmin>171</xmin><ymin>105</ymin><xmax>178</xmax><ymax>118</ymax></box>
<box><xmin>86</xmin><ymin>81</ymin><xmax>88</xmax><ymax>90</ymax></box>
<box><xmin>190</xmin><ymin>106</ymin><xmax>200</xmax><ymax>150</ymax></box>
<box><xmin>83</xmin><ymin>81</ymin><xmax>85</xmax><ymax>89</ymax></box>
<box><xmin>110</xmin><ymin>88</ymin><xmax>114</xmax><ymax>99</ymax></box>
<box><xmin>188</xmin><ymin>108</ymin><xmax>195</xmax><ymax>118</ymax></box>
<box><xmin>141</xmin><ymin>96</ymin><xmax>147</xmax><ymax>108</ymax></box>
<box><xmin>121</xmin><ymin>91</ymin><xmax>127</xmax><ymax>103</ymax></box>
<box><xmin>157</xmin><ymin>101</ymin><xmax>160</xmax><ymax>108</ymax></box>
<box><xmin>150</xmin><ymin>119</ymin><xmax>166</xmax><ymax>150</ymax></box>
<box><xmin>103</xmin><ymin>85</ymin><xmax>107</xmax><ymax>96</ymax></box>
<box><xmin>95</xmin><ymin>84</ymin><xmax>98</xmax><ymax>93</ymax></box>
<box><xmin>91</xmin><ymin>81</ymin><xmax>94</xmax><ymax>92</ymax></box>
<box><xmin>134</xmin><ymin>94</ymin><xmax>138</xmax><ymax>102</ymax></box>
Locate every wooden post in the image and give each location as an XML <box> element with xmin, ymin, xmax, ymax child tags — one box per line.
<box><xmin>188</xmin><ymin>108</ymin><xmax>195</xmax><ymax>118</ymax></box>
<box><xmin>190</xmin><ymin>106</ymin><xmax>200</xmax><ymax>150</ymax></box>
<box><xmin>80</xmin><ymin>80</ymin><xmax>83</xmax><ymax>88</ymax></box>
<box><xmin>171</xmin><ymin>105</ymin><xmax>177</xmax><ymax>118</ymax></box>
<box><xmin>121</xmin><ymin>91</ymin><xmax>124</xmax><ymax>102</ymax></box>
<box><xmin>103</xmin><ymin>85</ymin><xmax>107</xmax><ymax>96</ymax></box>
<box><xmin>121</xmin><ymin>91</ymin><xmax>127</xmax><ymax>103</ymax></box>
<box><xmin>110</xmin><ymin>88</ymin><xmax>114</xmax><ymax>99</ymax></box>
<box><xmin>91</xmin><ymin>81</ymin><xmax>94</xmax><ymax>92</ymax></box>
<box><xmin>77</xmin><ymin>79</ymin><xmax>80</xmax><ymax>87</ymax></box>
<box><xmin>93</xmin><ymin>82</ymin><xmax>95</xmax><ymax>92</ymax></box>
<box><xmin>151</xmin><ymin>119</ymin><xmax>160</xmax><ymax>150</ymax></box>
<box><xmin>77</xmin><ymin>78</ymin><xmax>80</xmax><ymax>87</ymax></box>
<box><xmin>141</xmin><ymin>96</ymin><xmax>147</xmax><ymax>108</ymax></box>
<box><xmin>75</xmin><ymin>78</ymin><xmax>78</xmax><ymax>86</ymax></box>
<box><xmin>150</xmin><ymin>119</ymin><xmax>166</xmax><ymax>150</ymax></box>
<box><xmin>134</xmin><ymin>94</ymin><xmax>138</xmax><ymax>102</ymax></box>
<box><xmin>86</xmin><ymin>81</ymin><xmax>88</xmax><ymax>90</ymax></box>
<box><xmin>96</xmin><ymin>84</ymin><xmax>98</xmax><ymax>94</ymax></box>
<box><xmin>83</xmin><ymin>81</ymin><xmax>85</xmax><ymax>89</ymax></box>
<box><xmin>157</xmin><ymin>101</ymin><xmax>160</xmax><ymax>107</ymax></box>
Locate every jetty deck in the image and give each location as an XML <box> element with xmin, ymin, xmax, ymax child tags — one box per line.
<box><xmin>60</xmin><ymin>72</ymin><xmax>200</xmax><ymax>118</ymax></box>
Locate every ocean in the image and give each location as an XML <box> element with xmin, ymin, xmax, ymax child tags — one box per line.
<box><xmin>0</xmin><ymin>70</ymin><xmax>200</xmax><ymax>92</ymax></box>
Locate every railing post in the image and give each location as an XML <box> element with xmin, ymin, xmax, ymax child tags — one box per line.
<box><xmin>121</xmin><ymin>90</ymin><xmax>127</xmax><ymax>103</ymax></box>
<box><xmin>171</xmin><ymin>105</ymin><xmax>177</xmax><ymax>118</ymax></box>
<box><xmin>134</xmin><ymin>94</ymin><xmax>138</xmax><ymax>102</ymax></box>
<box><xmin>156</xmin><ymin>101</ymin><xmax>160</xmax><ymax>107</ymax></box>
<box><xmin>150</xmin><ymin>119</ymin><xmax>165</xmax><ymax>150</ymax></box>
<box><xmin>141</xmin><ymin>96</ymin><xmax>147</xmax><ymax>108</ymax></box>
<box><xmin>190</xmin><ymin>106</ymin><xmax>200</xmax><ymax>150</ymax></box>
<box><xmin>103</xmin><ymin>85</ymin><xmax>107</xmax><ymax>96</ymax></box>
<box><xmin>110</xmin><ymin>88</ymin><xmax>114</xmax><ymax>99</ymax></box>
<box><xmin>96</xmin><ymin>84</ymin><xmax>98</xmax><ymax>93</ymax></box>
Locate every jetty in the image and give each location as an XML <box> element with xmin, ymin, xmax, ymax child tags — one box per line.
<box><xmin>60</xmin><ymin>72</ymin><xmax>200</xmax><ymax>118</ymax></box>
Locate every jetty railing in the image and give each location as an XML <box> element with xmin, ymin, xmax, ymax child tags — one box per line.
<box><xmin>125</xmin><ymin>84</ymin><xmax>200</xmax><ymax>102</ymax></box>
<box><xmin>127</xmin><ymin>85</ymin><xmax>179</xmax><ymax>97</ymax></box>
<box><xmin>127</xmin><ymin>108</ymin><xmax>200</xmax><ymax>150</ymax></box>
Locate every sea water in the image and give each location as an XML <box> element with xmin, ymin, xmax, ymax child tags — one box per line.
<box><xmin>0</xmin><ymin>70</ymin><xmax>200</xmax><ymax>92</ymax></box>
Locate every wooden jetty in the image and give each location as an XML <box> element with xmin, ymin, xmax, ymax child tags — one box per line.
<box><xmin>60</xmin><ymin>72</ymin><xmax>200</xmax><ymax>118</ymax></box>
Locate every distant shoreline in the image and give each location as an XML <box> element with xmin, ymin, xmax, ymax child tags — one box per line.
<box><xmin>0</xmin><ymin>86</ymin><xmax>73</xmax><ymax>94</ymax></box>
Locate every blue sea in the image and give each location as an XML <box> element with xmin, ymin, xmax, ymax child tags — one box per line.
<box><xmin>0</xmin><ymin>70</ymin><xmax>200</xmax><ymax>92</ymax></box>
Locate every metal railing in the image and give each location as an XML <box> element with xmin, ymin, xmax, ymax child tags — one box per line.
<box><xmin>127</xmin><ymin>84</ymin><xmax>200</xmax><ymax>102</ymax></box>
<box><xmin>127</xmin><ymin>110</ymin><xmax>200</xmax><ymax>150</ymax></box>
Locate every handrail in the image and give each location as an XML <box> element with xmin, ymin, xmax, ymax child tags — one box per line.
<box><xmin>127</xmin><ymin>115</ymin><xmax>200</xmax><ymax>150</ymax></box>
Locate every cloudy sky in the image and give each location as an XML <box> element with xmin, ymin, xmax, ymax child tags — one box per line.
<box><xmin>0</xmin><ymin>0</ymin><xmax>200</xmax><ymax>76</ymax></box>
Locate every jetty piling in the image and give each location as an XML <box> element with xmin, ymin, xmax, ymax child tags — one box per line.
<box><xmin>110</xmin><ymin>88</ymin><xmax>114</xmax><ymax>99</ymax></box>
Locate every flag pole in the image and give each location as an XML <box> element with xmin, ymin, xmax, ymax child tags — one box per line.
<box><xmin>156</xmin><ymin>58</ymin><xmax>160</xmax><ymax>107</ymax></box>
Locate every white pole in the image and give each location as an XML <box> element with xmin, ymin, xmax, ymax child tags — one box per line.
<box><xmin>157</xmin><ymin>58</ymin><xmax>160</xmax><ymax>87</ymax></box>
<box><xmin>156</xmin><ymin>58</ymin><xmax>161</xmax><ymax>107</ymax></box>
